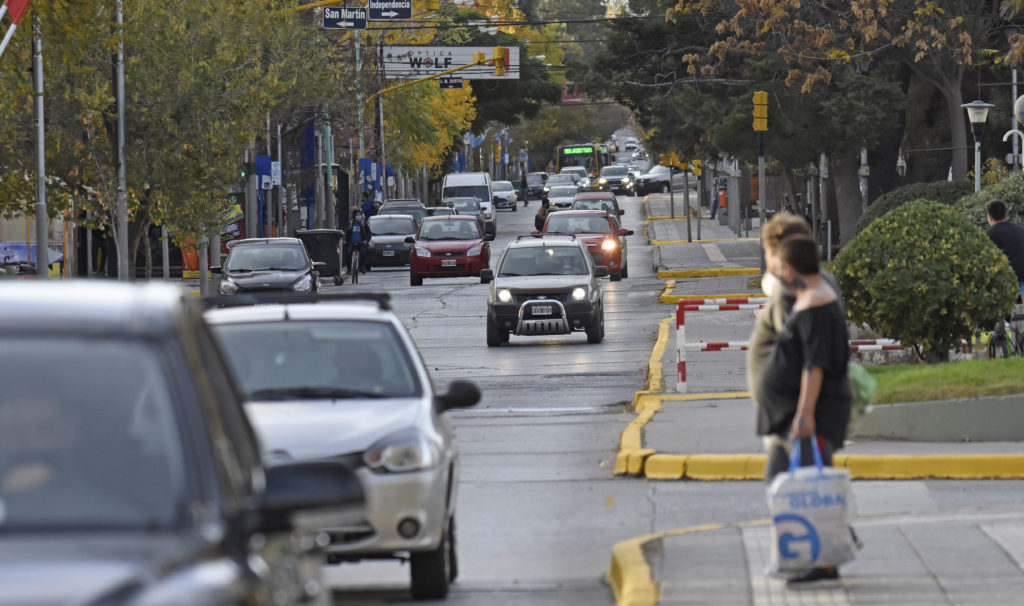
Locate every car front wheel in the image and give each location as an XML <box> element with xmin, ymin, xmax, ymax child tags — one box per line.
<box><xmin>586</xmin><ymin>305</ymin><xmax>604</xmax><ymax>344</ymax></box>
<box><xmin>409</xmin><ymin>522</ymin><xmax>451</xmax><ymax>599</ymax></box>
<box><xmin>410</xmin><ymin>274</ymin><xmax>423</xmax><ymax>286</ymax></box>
<box><xmin>660</xmin><ymin>182</ymin><xmax>669</xmax><ymax>194</ymax></box>
<box><xmin>486</xmin><ymin>315</ymin><xmax>502</xmax><ymax>347</ymax></box>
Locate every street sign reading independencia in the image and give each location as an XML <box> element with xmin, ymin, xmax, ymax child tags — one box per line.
<box><xmin>382</xmin><ymin>46</ymin><xmax>520</xmax><ymax>80</ymax></box>
<box><xmin>369</xmin><ymin>0</ymin><xmax>412</xmax><ymax>20</ymax></box>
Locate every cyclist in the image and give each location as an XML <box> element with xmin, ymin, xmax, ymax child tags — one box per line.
<box><xmin>985</xmin><ymin>199</ymin><xmax>1024</xmax><ymax>302</ymax></box>
<box><xmin>344</xmin><ymin>208</ymin><xmax>369</xmax><ymax>274</ymax></box>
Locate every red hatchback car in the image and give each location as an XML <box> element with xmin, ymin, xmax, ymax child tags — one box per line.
<box><xmin>408</xmin><ymin>215</ymin><xmax>492</xmax><ymax>286</ymax></box>
<box><xmin>537</xmin><ymin>209</ymin><xmax>632</xmax><ymax>281</ymax></box>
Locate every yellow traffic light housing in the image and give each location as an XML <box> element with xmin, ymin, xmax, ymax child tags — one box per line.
<box><xmin>691</xmin><ymin>159</ymin><xmax>702</xmax><ymax>177</ymax></box>
<box><xmin>474</xmin><ymin>51</ymin><xmax>486</xmax><ymax>65</ymax></box>
<box><xmin>753</xmin><ymin>90</ymin><xmax>768</xmax><ymax>132</ymax></box>
<box><xmin>493</xmin><ymin>47</ymin><xmax>506</xmax><ymax>76</ymax></box>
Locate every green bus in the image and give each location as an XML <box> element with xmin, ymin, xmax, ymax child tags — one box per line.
<box><xmin>555</xmin><ymin>142</ymin><xmax>612</xmax><ymax>176</ymax></box>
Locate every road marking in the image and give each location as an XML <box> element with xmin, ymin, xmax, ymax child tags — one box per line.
<box><xmin>703</xmin><ymin>243</ymin><xmax>727</xmax><ymax>263</ymax></box>
<box><xmin>452</xmin><ymin>403</ymin><xmax>625</xmax><ymax>417</ymax></box>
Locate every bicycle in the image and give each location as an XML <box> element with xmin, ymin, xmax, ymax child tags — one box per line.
<box><xmin>987</xmin><ymin>310</ymin><xmax>1024</xmax><ymax>358</ymax></box>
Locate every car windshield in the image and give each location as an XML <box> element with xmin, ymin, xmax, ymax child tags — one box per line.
<box><xmin>548</xmin><ymin>186</ymin><xmax>577</xmax><ymax>197</ymax></box>
<box><xmin>448</xmin><ymin>198</ymin><xmax>481</xmax><ymax>213</ymax></box>
<box><xmin>647</xmin><ymin>165</ymin><xmax>669</xmax><ymax>175</ymax></box>
<box><xmin>419</xmin><ymin>220</ymin><xmax>480</xmax><ymax>240</ymax></box>
<box><xmin>601</xmin><ymin>166</ymin><xmax>628</xmax><ymax>177</ymax></box>
<box><xmin>547</xmin><ymin>175</ymin><xmax>574</xmax><ymax>185</ymax></box>
<box><xmin>527</xmin><ymin>174</ymin><xmax>545</xmax><ymax>186</ymax></box>
<box><xmin>545</xmin><ymin>214</ymin><xmax>611</xmax><ymax>235</ymax></box>
<box><xmin>443</xmin><ymin>185</ymin><xmax>489</xmax><ymax>201</ymax></box>
<box><xmin>381</xmin><ymin>207</ymin><xmax>426</xmax><ymax>223</ymax></box>
<box><xmin>574</xmin><ymin>199</ymin><xmax>615</xmax><ymax>214</ymax></box>
<box><xmin>498</xmin><ymin>246</ymin><xmax>589</xmax><ymax>276</ymax></box>
<box><xmin>493</xmin><ymin>182</ymin><xmax>513</xmax><ymax>192</ymax></box>
<box><xmin>226</xmin><ymin>245</ymin><xmax>307</xmax><ymax>272</ymax></box>
<box><xmin>212</xmin><ymin>320</ymin><xmax>421</xmax><ymax>400</ymax></box>
<box><xmin>368</xmin><ymin>216</ymin><xmax>416</xmax><ymax>235</ymax></box>
<box><xmin>0</xmin><ymin>337</ymin><xmax>186</xmax><ymax>531</ymax></box>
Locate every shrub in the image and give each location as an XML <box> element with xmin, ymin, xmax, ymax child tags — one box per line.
<box><xmin>857</xmin><ymin>180</ymin><xmax>973</xmax><ymax>234</ymax></box>
<box><xmin>835</xmin><ymin>199</ymin><xmax>1018</xmax><ymax>362</ymax></box>
<box><xmin>957</xmin><ymin>170</ymin><xmax>1024</xmax><ymax>230</ymax></box>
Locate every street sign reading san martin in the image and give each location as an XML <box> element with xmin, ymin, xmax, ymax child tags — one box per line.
<box><xmin>323</xmin><ymin>6</ymin><xmax>367</xmax><ymax>30</ymax></box>
<box><xmin>383</xmin><ymin>46</ymin><xmax>520</xmax><ymax>80</ymax></box>
<box><xmin>369</xmin><ymin>0</ymin><xmax>412</xmax><ymax>20</ymax></box>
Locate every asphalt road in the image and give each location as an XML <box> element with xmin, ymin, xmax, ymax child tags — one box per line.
<box><xmin>320</xmin><ymin>194</ymin><xmax>663</xmax><ymax>604</ymax></box>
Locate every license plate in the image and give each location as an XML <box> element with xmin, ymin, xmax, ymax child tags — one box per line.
<box><xmin>382</xmin><ymin>250</ymin><xmax>395</xmax><ymax>257</ymax></box>
<box><xmin>441</xmin><ymin>259</ymin><xmax>457</xmax><ymax>267</ymax></box>
<box><xmin>532</xmin><ymin>304</ymin><xmax>553</xmax><ymax>316</ymax></box>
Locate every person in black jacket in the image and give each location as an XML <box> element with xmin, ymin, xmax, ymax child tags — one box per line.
<box><xmin>985</xmin><ymin>199</ymin><xmax>1024</xmax><ymax>302</ymax></box>
<box><xmin>534</xmin><ymin>197</ymin><xmax>551</xmax><ymax>232</ymax></box>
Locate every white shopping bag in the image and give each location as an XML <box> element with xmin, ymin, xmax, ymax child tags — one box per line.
<box><xmin>767</xmin><ymin>439</ymin><xmax>856</xmax><ymax>571</ymax></box>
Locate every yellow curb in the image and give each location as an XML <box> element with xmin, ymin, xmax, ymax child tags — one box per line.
<box><xmin>607</xmin><ymin>522</ymin><xmax>737</xmax><ymax>606</ymax></box>
<box><xmin>657</xmin><ymin>267</ymin><xmax>760</xmax><ymax>279</ymax></box>
<box><xmin>651</xmin><ymin>237</ymin><xmax>759</xmax><ymax>245</ymax></box>
<box><xmin>646</xmin><ymin>316</ymin><xmax>673</xmax><ymax>392</ymax></box>
<box><xmin>657</xmin><ymin>280</ymin><xmax>676</xmax><ymax>304</ymax></box>
<box><xmin>837</xmin><ymin>454</ymin><xmax>1024</xmax><ymax>480</ymax></box>
<box><xmin>638</xmin><ymin>453</ymin><xmax>1024</xmax><ymax>481</ymax></box>
<box><xmin>660</xmin><ymin>392</ymin><xmax>751</xmax><ymax>402</ymax></box>
<box><xmin>606</xmin><ymin>535</ymin><xmax>660</xmax><ymax>606</ymax></box>
<box><xmin>616</xmin><ymin>394</ymin><xmax>661</xmax><ymax>475</ymax></box>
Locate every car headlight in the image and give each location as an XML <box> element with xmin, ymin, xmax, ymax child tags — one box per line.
<box><xmin>416</xmin><ymin>247</ymin><xmax>431</xmax><ymax>257</ymax></box>
<box><xmin>601</xmin><ymin>239</ymin><xmax>618</xmax><ymax>251</ymax></box>
<box><xmin>543</xmin><ymin>186</ymin><xmax>550</xmax><ymax>192</ymax></box>
<box><xmin>218</xmin><ymin>278</ymin><xmax>238</xmax><ymax>295</ymax></box>
<box><xmin>467</xmin><ymin>244</ymin><xmax>482</xmax><ymax>256</ymax></box>
<box><xmin>497</xmin><ymin>289</ymin><xmax>513</xmax><ymax>303</ymax></box>
<box><xmin>364</xmin><ymin>429</ymin><xmax>437</xmax><ymax>473</ymax></box>
<box><xmin>292</xmin><ymin>274</ymin><xmax>313</xmax><ymax>292</ymax></box>
<box><xmin>572</xmin><ymin>287</ymin><xmax>587</xmax><ymax>300</ymax></box>
<box><xmin>622</xmin><ymin>178</ymin><xmax>631</xmax><ymax>184</ymax></box>
<box><xmin>598</xmin><ymin>178</ymin><xmax>607</xmax><ymax>184</ymax></box>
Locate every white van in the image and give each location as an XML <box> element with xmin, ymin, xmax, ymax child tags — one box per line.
<box><xmin>442</xmin><ymin>172</ymin><xmax>495</xmax><ymax>237</ymax></box>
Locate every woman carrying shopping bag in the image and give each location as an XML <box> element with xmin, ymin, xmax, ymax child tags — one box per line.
<box><xmin>758</xmin><ymin>234</ymin><xmax>854</xmax><ymax>588</ymax></box>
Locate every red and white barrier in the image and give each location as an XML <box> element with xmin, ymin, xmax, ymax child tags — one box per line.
<box><xmin>674</xmin><ymin>300</ymin><xmax>903</xmax><ymax>393</ymax></box>
<box><xmin>676</xmin><ymin>302</ymin><xmax>764</xmax><ymax>393</ymax></box>
<box><xmin>676</xmin><ymin>297</ymin><xmax>768</xmax><ymax>306</ymax></box>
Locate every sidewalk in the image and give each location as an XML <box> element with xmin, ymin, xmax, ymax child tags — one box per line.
<box><xmin>606</xmin><ymin>195</ymin><xmax>1024</xmax><ymax>605</ymax></box>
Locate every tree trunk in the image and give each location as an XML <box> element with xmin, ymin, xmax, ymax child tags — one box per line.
<box><xmin>943</xmin><ymin>82</ymin><xmax>968</xmax><ymax>183</ymax></box>
<box><xmin>143</xmin><ymin>226</ymin><xmax>153</xmax><ymax>280</ymax></box>
<box><xmin>129</xmin><ymin>216</ymin><xmax>151</xmax><ymax>282</ymax></box>
<box><xmin>831</xmin><ymin>150</ymin><xmax>863</xmax><ymax>249</ymax></box>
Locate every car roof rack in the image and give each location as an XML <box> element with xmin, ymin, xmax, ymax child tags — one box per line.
<box><xmin>514</xmin><ymin>234</ymin><xmax>577</xmax><ymax>241</ymax></box>
<box><xmin>201</xmin><ymin>292</ymin><xmax>391</xmax><ymax>311</ymax></box>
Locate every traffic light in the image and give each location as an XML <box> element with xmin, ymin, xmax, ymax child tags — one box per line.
<box><xmin>493</xmin><ymin>47</ymin><xmax>506</xmax><ymax>76</ymax></box>
<box><xmin>753</xmin><ymin>90</ymin><xmax>768</xmax><ymax>132</ymax></box>
<box><xmin>691</xmin><ymin>159</ymin><xmax>702</xmax><ymax>177</ymax></box>
<box><xmin>474</xmin><ymin>51</ymin><xmax>486</xmax><ymax>65</ymax></box>
<box><xmin>659</xmin><ymin>153</ymin><xmax>669</xmax><ymax>167</ymax></box>
<box><xmin>240</xmin><ymin>162</ymin><xmax>255</xmax><ymax>179</ymax></box>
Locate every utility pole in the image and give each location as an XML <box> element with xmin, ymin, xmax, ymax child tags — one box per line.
<box><xmin>115</xmin><ymin>0</ymin><xmax>129</xmax><ymax>280</ymax></box>
<box><xmin>32</xmin><ymin>16</ymin><xmax>47</xmax><ymax>279</ymax></box>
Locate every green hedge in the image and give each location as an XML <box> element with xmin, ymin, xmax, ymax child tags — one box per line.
<box><xmin>857</xmin><ymin>180</ymin><xmax>974</xmax><ymax>234</ymax></box>
<box><xmin>835</xmin><ymin>199</ymin><xmax>1018</xmax><ymax>362</ymax></box>
<box><xmin>957</xmin><ymin>171</ymin><xmax>1024</xmax><ymax>229</ymax></box>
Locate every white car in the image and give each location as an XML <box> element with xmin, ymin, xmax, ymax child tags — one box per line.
<box><xmin>559</xmin><ymin>166</ymin><xmax>591</xmax><ymax>189</ymax></box>
<box><xmin>205</xmin><ymin>295</ymin><xmax>480</xmax><ymax>600</ymax></box>
<box><xmin>546</xmin><ymin>185</ymin><xmax>579</xmax><ymax>209</ymax></box>
<box><xmin>491</xmin><ymin>180</ymin><xmax>518</xmax><ymax>211</ymax></box>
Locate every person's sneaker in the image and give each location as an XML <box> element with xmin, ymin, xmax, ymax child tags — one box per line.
<box><xmin>785</xmin><ymin>567</ymin><xmax>840</xmax><ymax>589</ymax></box>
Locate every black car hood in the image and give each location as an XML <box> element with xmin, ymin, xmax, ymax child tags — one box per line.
<box><xmin>225</xmin><ymin>268</ymin><xmax>307</xmax><ymax>287</ymax></box>
<box><xmin>371</xmin><ymin>234</ymin><xmax>414</xmax><ymax>245</ymax></box>
<box><xmin>495</xmin><ymin>275</ymin><xmax>590</xmax><ymax>291</ymax></box>
<box><xmin>0</xmin><ymin>532</ymin><xmax>202</xmax><ymax>606</ymax></box>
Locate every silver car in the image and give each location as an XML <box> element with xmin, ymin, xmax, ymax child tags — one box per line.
<box><xmin>205</xmin><ymin>295</ymin><xmax>480</xmax><ymax>600</ymax></box>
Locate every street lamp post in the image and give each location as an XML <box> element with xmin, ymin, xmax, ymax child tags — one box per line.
<box><xmin>962</xmin><ymin>100</ymin><xmax>994</xmax><ymax>193</ymax></box>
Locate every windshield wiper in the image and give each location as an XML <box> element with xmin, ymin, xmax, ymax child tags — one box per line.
<box><xmin>499</xmin><ymin>272</ymin><xmax>521</xmax><ymax>276</ymax></box>
<box><xmin>264</xmin><ymin>267</ymin><xmax>303</xmax><ymax>271</ymax></box>
<box><xmin>249</xmin><ymin>387</ymin><xmax>384</xmax><ymax>400</ymax></box>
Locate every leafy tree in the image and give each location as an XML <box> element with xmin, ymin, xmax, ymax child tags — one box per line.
<box><xmin>835</xmin><ymin>200</ymin><xmax>1018</xmax><ymax>362</ymax></box>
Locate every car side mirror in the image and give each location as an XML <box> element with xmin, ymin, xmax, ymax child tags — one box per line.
<box><xmin>620</xmin><ymin>228</ymin><xmax>633</xmax><ymax>236</ymax></box>
<box><xmin>210</xmin><ymin>265</ymin><xmax>222</xmax><ymax>275</ymax></box>
<box><xmin>313</xmin><ymin>261</ymin><xmax>327</xmax><ymax>271</ymax></box>
<box><xmin>480</xmin><ymin>268</ymin><xmax>494</xmax><ymax>283</ymax></box>
<box><xmin>618</xmin><ymin>209</ymin><xmax>625</xmax><ymax>216</ymax></box>
<box><xmin>594</xmin><ymin>266</ymin><xmax>610</xmax><ymax>278</ymax></box>
<box><xmin>260</xmin><ymin>460</ymin><xmax>364</xmax><ymax>534</ymax></box>
<box><xmin>405</xmin><ymin>236</ymin><xmax>416</xmax><ymax>244</ymax></box>
<box><xmin>437</xmin><ymin>379</ymin><xmax>481</xmax><ymax>412</ymax></box>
